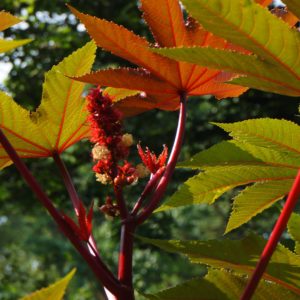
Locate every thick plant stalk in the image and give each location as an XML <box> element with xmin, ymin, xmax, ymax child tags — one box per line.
<box><xmin>241</xmin><ymin>169</ymin><xmax>300</xmax><ymax>300</ymax></box>
<box><xmin>0</xmin><ymin>129</ymin><xmax>123</xmax><ymax>298</ymax></box>
<box><xmin>52</xmin><ymin>152</ymin><xmax>100</xmax><ymax>258</ymax></box>
<box><xmin>136</xmin><ymin>93</ymin><xmax>187</xmax><ymax>224</ymax></box>
<box><xmin>116</xmin><ymin>93</ymin><xmax>187</xmax><ymax>300</ymax></box>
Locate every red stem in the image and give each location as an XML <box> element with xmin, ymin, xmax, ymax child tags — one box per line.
<box><xmin>0</xmin><ymin>129</ymin><xmax>123</xmax><ymax>298</ymax></box>
<box><xmin>131</xmin><ymin>166</ymin><xmax>165</xmax><ymax>216</ymax></box>
<box><xmin>52</xmin><ymin>152</ymin><xmax>100</xmax><ymax>256</ymax></box>
<box><xmin>117</xmin><ymin>222</ymin><xmax>135</xmax><ymax>299</ymax></box>
<box><xmin>114</xmin><ymin>185</ymin><xmax>129</xmax><ymax>220</ymax></box>
<box><xmin>241</xmin><ymin>169</ymin><xmax>300</xmax><ymax>300</ymax></box>
<box><xmin>136</xmin><ymin>93</ymin><xmax>187</xmax><ymax>225</ymax></box>
<box><xmin>52</xmin><ymin>152</ymin><xmax>80</xmax><ymax>215</ymax></box>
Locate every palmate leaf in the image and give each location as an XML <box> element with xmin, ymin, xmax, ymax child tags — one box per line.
<box><xmin>155</xmin><ymin>0</ymin><xmax>300</xmax><ymax>96</ymax></box>
<box><xmin>68</xmin><ymin>0</ymin><xmax>247</xmax><ymax>117</ymax></box>
<box><xmin>140</xmin><ymin>235</ymin><xmax>300</xmax><ymax>296</ymax></box>
<box><xmin>0</xmin><ymin>41</ymin><xmax>96</xmax><ymax>170</ymax></box>
<box><xmin>214</xmin><ymin>119</ymin><xmax>300</xmax><ymax>156</ymax></box>
<box><xmin>158</xmin><ymin>118</ymin><xmax>300</xmax><ymax>232</ymax></box>
<box><xmin>156</xmin><ymin>165</ymin><xmax>296</xmax><ymax>212</ymax></box>
<box><xmin>143</xmin><ymin>268</ymin><xmax>299</xmax><ymax>300</ymax></box>
<box><xmin>226</xmin><ymin>180</ymin><xmax>293</xmax><ymax>233</ymax></box>
<box><xmin>0</xmin><ymin>11</ymin><xmax>31</xmax><ymax>53</ymax></box>
<box><xmin>287</xmin><ymin>213</ymin><xmax>300</xmax><ymax>255</ymax></box>
<box><xmin>20</xmin><ymin>269</ymin><xmax>75</xmax><ymax>300</ymax></box>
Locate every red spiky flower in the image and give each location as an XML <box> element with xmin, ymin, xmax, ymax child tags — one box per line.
<box><xmin>137</xmin><ymin>144</ymin><xmax>168</xmax><ymax>174</ymax></box>
<box><xmin>86</xmin><ymin>87</ymin><xmax>137</xmax><ymax>186</ymax></box>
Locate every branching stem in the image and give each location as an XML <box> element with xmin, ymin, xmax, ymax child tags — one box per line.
<box><xmin>241</xmin><ymin>169</ymin><xmax>300</xmax><ymax>300</ymax></box>
<box><xmin>0</xmin><ymin>129</ymin><xmax>122</xmax><ymax>298</ymax></box>
<box><xmin>52</xmin><ymin>152</ymin><xmax>100</xmax><ymax>256</ymax></box>
<box><xmin>136</xmin><ymin>93</ymin><xmax>187</xmax><ymax>225</ymax></box>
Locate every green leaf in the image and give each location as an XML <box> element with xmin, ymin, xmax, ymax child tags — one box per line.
<box><xmin>284</xmin><ymin>0</ymin><xmax>300</xmax><ymax>20</ymax></box>
<box><xmin>0</xmin><ymin>11</ymin><xmax>32</xmax><ymax>53</ymax></box>
<box><xmin>0</xmin><ymin>39</ymin><xmax>32</xmax><ymax>54</ymax></box>
<box><xmin>214</xmin><ymin>118</ymin><xmax>300</xmax><ymax>156</ymax></box>
<box><xmin>143</xmin><ymin>274</ymin><xmax>228</xmax><ymax>300</ymax></box>
<box><xmin>288</xmin><ymin>213</ymin><xmax>300</xmax><ymax>254</ymax></box>
<box><xmin>0</xmin><ymin>42</ymin><xmax>96</xmax><ymax>170</ymax></box>
<box><xmin>140</xmin><ymin>235</ymin><xmax>300</xmax><ymax>295</ymax></box>
<box><xmin>232</xmin><ymin>141</ymin><xmax>300</xmax><ymax>168</ymax></box>
<box><xmin>226</xmin><ymin>180</ymin><xmax>293</xmax><ymax>233</ymax></box>
<box><xmin>178</xmin><ymin>141</ymin><xmax>261</xmax><ymax>169</ymax></box>
<box><xmin>153</xmin><ymin>46</ymin><xmax>300</xmax><ymax>96</ymax></box>
<box><xmin>20</xmin><ymin>269</ymin><xmax>75</xmax><ymax>300</ymax></box>
<box><xmin>143</xmin><ymin>268</ymin><xmax>299</xmax><ymax>300</ymax></box>
<box><xmin>180</xmin><ymin>0</ymin><xmax>300</xmax><ymax>79</ymax></box>
<box><xmin>35</xmin><ymin>41</ymin><xmax>96</xmax><ymax>152</ymax></box>
<box><xmin>156</xmin><ymin>166</ymin><xmax>296</xmax><ymax>212</ymax></box>
<box><xmin>205</xmin><ymin>269</ymin><xmax>300</xmax><ymax>300</ymax></box>
<box><xmin>103</xmin><ymin>87</ymin><xmax>141</xmax><ymax>102</ymax></box>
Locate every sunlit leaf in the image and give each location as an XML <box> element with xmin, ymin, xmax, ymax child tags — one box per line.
<box><xmin>287</xmin><ymin>213</ymin><xmax>300</xmax><ymax>255</ymax></box>
<box><xmin>0</xmin><ymin>11</ymin><xmax>31</xmax><ymax>53</ymax></box>
<box><xmin>20</xmin><ymin>269</ymin><xmax>75</xmax><ymax>300</ymax></box>
<box><xmin>140</xmin><ymin>235</ymin><xmax>300</xmax><ymax>296</ymax></box>
<box><xmin>69</xmin><ymin>1</ymin><xmax>247</xmax><ymax>117</ymax></box>
<box><xmin>156</xmin><ymin>0</ymin><xmax>300</xmax><ymax>96</ymax></box>
<box><xmin>0</xmin><ymin>42</ymin><xmax>96</xmax><ymax>169</ymax></box>
<box><xmin>156</xmin><ymin>166</ymin><xmax>296</xmax><ymax>212</ymax></box>
<box><xmin>214</xmin><ymin>119</ymin><xmax>300</xmax><ymax>156</ymax></box>
<box><xmin>226</xmin><ymin>180</ymin><xmax>293</xmax><ymax>233</ymax></box>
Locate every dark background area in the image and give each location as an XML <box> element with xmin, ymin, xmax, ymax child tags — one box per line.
<box><xmin>0</xmin><ymin>0</ymin><xmax>299</xmax><ymax>299</ymax></box>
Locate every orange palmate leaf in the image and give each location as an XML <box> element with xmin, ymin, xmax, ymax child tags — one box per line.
<box><xmin>69</xmin><ymin>1</ymin><xmax>247</xmax><ymax>117</ymax></box>
<box><xmin>0</xmin><ymin>42</ymin><xmax>96</xmax><ymax>170</ymax></box>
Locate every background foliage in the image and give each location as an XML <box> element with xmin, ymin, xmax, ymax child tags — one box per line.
<box><xmin>0</xmin><ymin>0</ymin><xmax>299</xmax><ymax>299</ymax></box>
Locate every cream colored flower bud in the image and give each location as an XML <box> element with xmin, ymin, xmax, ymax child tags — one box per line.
<box><xmin>95</xmin><ymin>173</ymin><xmax>112</xmax><ymax>185</ymax></box>
<box><xmin>92</xmin><ymin>144</ymin><xmax>110</xmax><ymax>160</ymax></box>
<box><xmin>135</xmin><ymin>163</ymin><xmax>150</xmax><ymax>178</ymax></box>
<box><xmin>121</xmin><ymin>133</ymin><xmax>134</xmax><ymax>147</ymax></box>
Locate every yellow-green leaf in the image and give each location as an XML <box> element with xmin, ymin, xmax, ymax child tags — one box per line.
<box><xmin>205</xmin><ymin>269</ymin><xmax>300</xmax><ymax>300</ymax></box>
<box><xmin>180</xmin><ymin>0</ymin><xmax>300</xmax><ymax>77</ymax></box>
<box><xmin>0</xmin><ymin>38</ymin><xmax>32</xmax><ymax>54</ymax></box>
<box><xmin>20</xmin><ymin>269</ymin><xmax>75</xmax><ymax>300</ymax></box>
<box><xmin>103</xmin><ymin>87</ymin><xmax>141</xmax><ymax>102</ymax></box>
<box><xmin>140</xmin><ymin>235</ymin><xmax>300</xmax><ymax>296</ymax></box>
<box><xmin>226</xmin><ymin>180</ymin><xmax>293</xmax><ymax>233</ymax></box>
<box><xmin>214</xmin><ymin>118</ymin><xmax>300</xmax><ymax>156</ymax></box>
<box><xmin>0</xmin><ymin>11</ymin><xmax>31</xmax><ymax>53</ymax></box>
<box><xmin>0</xmin><ymin>42</ymin><xmax>96</xmax><ymax>170</ymax></box>
<box><xmin>156</xmin><ymin>166</ymin><xmax>296</xmax><ymax>212</ymax></box>
<box><xmin>288</xmin><ymin>213</ymin><xmax>300</xmax><ymax>254</ymax></box>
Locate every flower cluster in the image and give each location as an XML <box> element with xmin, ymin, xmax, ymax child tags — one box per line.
<box><xmin>87</xmin><ymin>87</ymin><xmax>136</xmax><ymax>186</ymax></box>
